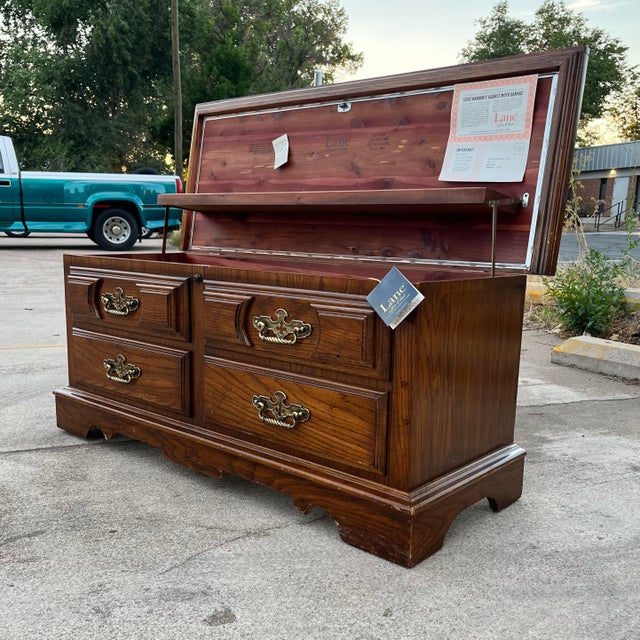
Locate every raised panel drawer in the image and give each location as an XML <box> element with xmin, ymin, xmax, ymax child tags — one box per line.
<box><xmin>68</xmin><ymin>330</ymin><xmax>191</xmax><ymax>416</ymax></box>
<box><xmin>204</xmin><ymin>357</ymin><xmax>388</xmax><ymax>476</ymax></box>
<box><xmin>66</xmin><ymin>267</ymin><xmax>191</xmax><ymax>341</ymax></box>
<box><xmin>203</xmin><ymin>282</ymin><xmax>389</xmax><ymax>380</ymax></box>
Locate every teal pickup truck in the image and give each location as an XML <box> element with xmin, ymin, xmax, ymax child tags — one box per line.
<box><xmin>0</xmin><ymin>136</ymin><xmax>183</xmax><ymax>250</ymax></box>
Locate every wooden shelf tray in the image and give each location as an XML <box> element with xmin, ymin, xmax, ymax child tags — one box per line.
<box><xmin>159</xmin><ymin>187</ymin><xmax>523</xmax><ymax>215</ymax></box>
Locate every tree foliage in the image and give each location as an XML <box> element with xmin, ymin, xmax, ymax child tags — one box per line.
<box><xmin>0</xmin><ymin>0</ymin><xmax>362</xmax><ymax>171</ymax></box>
<box><xmin>459</xmin><ymin>1</ymin><xmax>629</xmax><ymax>123</ymax></box>
<box><xmin>158</xmin><ymin>0</ymin><xmax>362</xmax><ymax>162</ymax></box>
<box><xmin>604</xmin><ymin>69</ymin><xmax>640</xmax><ymax>142</ymax></box>
<box><xmin>0</xmin><ymin>0</ymin><xmax>173</xmax><ymax>171</ymax></box>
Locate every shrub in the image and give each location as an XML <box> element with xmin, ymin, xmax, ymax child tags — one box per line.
<box><xmin>543</xmin><ymin>248</ymin><xmax>628</xmax><ymax>337</ymax></box>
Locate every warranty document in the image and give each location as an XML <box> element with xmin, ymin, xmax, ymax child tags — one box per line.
<box><xmin>439</xmin><ymin>75</ymin><xmax>538</xmax><ymax>182</ymax></box>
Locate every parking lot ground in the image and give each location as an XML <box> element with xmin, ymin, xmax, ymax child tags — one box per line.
<box><xmin>1</xmin><ymin>236</ymin><xmax>639</xmax><ymax>640</ymax></box>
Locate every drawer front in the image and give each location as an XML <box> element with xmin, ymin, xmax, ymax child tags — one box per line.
<box><xmin>204</xmin><ymin>357</ymin><xmax>388</xmax><ymax>476</ymax></box>
<box><xmin>67</xmin><ymin>267</ymin><xmax>191</xmax><ymax>341</ymax></box>
<box><xmin>203</xmin><ymin>282</ymin><xmax>389</xmax><ymax>380</ymax></box>
<box><xmin>69</xmin><ymin>330</ymin><xmax>191</xmax><ymax>416</ymax></box>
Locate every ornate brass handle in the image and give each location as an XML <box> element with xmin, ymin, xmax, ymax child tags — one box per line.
<box><xmin>103</xmin><ymin>354</ymin><xmax>141</xmax><ymax>384</ymax></box>
<box><xmin>101</xmin><ymin>287</ymin><xmax>140</xmax><ymax>317</ymax></box>
<box><xmin>252</xmin><ymin>390</ymin><xmax>310</xmax><ymax>430</ymax></box>
<box><xmin>252</xmin><ymin>308</ymin><xmax>312</xmax><ymax>345</ymax></box>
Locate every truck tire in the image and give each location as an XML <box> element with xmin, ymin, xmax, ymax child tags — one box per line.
<box><xmin>92</xmin><ymin>208</ymin><xmax>139</xmax><ymax>251</ymax></box>
<box><xmin>4</xmin><ymin>230</ymin><xmax>31</xmax><ymax>237</ymax></box>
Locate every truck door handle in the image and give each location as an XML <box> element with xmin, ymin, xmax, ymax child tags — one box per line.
<box><xmin>0</xmin><ymin>180</ymin><xmax>11</xmax><ymax>186</ymax></box>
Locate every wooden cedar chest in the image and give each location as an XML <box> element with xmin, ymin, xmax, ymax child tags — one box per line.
<box><xmin>55</xmin><ymin>48</ymin><xmax>586</xmax><ymax>567</ymax></box>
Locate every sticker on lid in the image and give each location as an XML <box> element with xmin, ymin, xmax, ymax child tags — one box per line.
<box><xmin>272</xmin><ymin>133</ymin><xmax>289</xmax><ymax>169</ymax></box>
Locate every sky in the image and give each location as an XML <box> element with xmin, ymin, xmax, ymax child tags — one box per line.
<box><xmin>335</xmin><ymin>0</ymin><xmax>640</xmax><ymax>81</ymax></box>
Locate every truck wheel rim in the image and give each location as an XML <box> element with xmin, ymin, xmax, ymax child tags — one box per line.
<box><xmin>104</xmin><ymin>217</ymin><xmax>131</xmax><ymax>244</ymax></box>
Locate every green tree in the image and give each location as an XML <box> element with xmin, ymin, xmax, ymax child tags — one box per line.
<box><xmin>0</xmin><ymin>0</ymin><xmax>362</xmax><ymax>172</ymax></box>
<box><xmin>460</xmin><ymin>0</ymin><xmax>629</xmax><ymax>122</ymax></box>
<box><xmin>604</xmin><ymin>68</ymin><xmax>640</xmax><ymax>142</ymax></box>
<box><xmin>0</xmin><ymin>0</ymin><xmax>173</xmax><ymax>171</ymax></box>
<box><xmin>459</xmin><ymin>2</ymin><xmax>527</xmax><ymax>61</ymax></box>
<box><xmin>156</xmin><ymin>0</ymin><xmax>362</xmax><ymax>161</ymax></box>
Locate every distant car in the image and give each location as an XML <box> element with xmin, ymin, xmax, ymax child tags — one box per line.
<box><xmin>0</xmin><ymin>135</ymin><xmax>183</xmax><ymax>250</ymax></box>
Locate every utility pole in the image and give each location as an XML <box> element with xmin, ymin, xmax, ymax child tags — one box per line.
<box><xmin>171</xmin><ymin>0</ymin><xmax>182</xmax><ymax>176</ymax></box>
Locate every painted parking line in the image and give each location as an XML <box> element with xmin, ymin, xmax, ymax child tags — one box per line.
<box><xmin>0</xmin><ymin>344</ymin><xmax>66</xmax><ymax>350</ymax></box>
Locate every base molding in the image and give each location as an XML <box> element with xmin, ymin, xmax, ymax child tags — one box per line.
<box><xmin>55</xmin><ymin>388</ymin><xmax>524</xmax><ymax>567</ymax></box>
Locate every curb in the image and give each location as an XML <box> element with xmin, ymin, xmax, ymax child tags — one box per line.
<box><xmin>525</xmin><ymin>278</ymin><xmax>549</xmax><ymax>305</ymax></box>
<box><xmin>551</xmin><ymin>336</ymin><xmax>640</xmax><ymax>381</ymax></box>
<box><xmin>526</xmin><ymin>277</ymin><xmax>640</xmax><ymax>309</ymax></box>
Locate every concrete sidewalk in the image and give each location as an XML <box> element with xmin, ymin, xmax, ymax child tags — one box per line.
<box><xmin>1</xmin><ymin>237</ymin><xmax>639</xmax><ymax>640</ymax></box>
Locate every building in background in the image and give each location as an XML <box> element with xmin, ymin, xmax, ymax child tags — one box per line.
<box><xmin>573</xmin><ymin>141</ymin><xmax>640</xmax><ymax>227</ymax></box>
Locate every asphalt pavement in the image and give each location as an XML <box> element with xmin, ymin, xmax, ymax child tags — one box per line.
<box><xmin>1</xmin><ymin>234</ymin><xmax>639</xmax><ymax>640</ymax></box>
<box><xmin>558</xmin><ymin>229</ymin><xmax>640</xmax><ymax>262</ymax></box>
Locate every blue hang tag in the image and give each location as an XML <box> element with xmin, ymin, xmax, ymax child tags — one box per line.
<box><xmin>366</xmin><ymin>267</ymin><xmax>425</xmax><ymax>329</ymax></box>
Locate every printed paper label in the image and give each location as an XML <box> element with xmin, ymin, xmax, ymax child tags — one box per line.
<box><xmin>439</xmin><ymin>75</ymin><xmax>537</xmax><ymax>182</ymax></box>
<box><xmin>272</xmin><ymin>134</ymin><xmax>289</xmax><ymax>169</ymax></box>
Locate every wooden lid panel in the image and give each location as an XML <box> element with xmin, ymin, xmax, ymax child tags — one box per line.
<box><xmin>193</xmin><ymin>77</ymin><xmax>551</xmax><ymax>204</ymax></box>
<box><xmin>164</xmin><ymin>48</ymin><xmax>586</xmax><ymax>275</ymax></box>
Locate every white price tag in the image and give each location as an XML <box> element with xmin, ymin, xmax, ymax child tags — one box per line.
<box><xmin>272</xmin><ymin>134</ymin><xmax>289</xmax><ymax>169</ymax></box>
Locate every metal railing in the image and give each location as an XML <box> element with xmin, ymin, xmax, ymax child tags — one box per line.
<box><xmin>593</xmin><ymin>200</ymin><xmax>631</xmax><ymax>231</ymax></box>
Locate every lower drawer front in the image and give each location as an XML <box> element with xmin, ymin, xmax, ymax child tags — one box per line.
<box><xmin>69</xmin><ymin>331</ymin><xmax>191</xmax><ymax>416</ymax></box>
<box><xmin>204</xmin><ymin>358</ymin><xmax>388</xmax><ymax>476</ymax></box>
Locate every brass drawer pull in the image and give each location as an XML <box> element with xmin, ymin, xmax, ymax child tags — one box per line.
<box><xmin>103</xmin><ymin>354</ymin><xmax>141</xmax><ymax>384</ymax></box>
<box><xmin>252</xmin><ymin>390</ymin><xmax>310</xmax><ymax>430</ymax></box>
<box><xmin>252</xmin><ymin>308</ymin><xmax>312</xmax><ymax>345</ymax></box>
<box><xmin>101</xmin><ymin>287</ymin><xmax>140</xmax><ymax>317</ymax></box>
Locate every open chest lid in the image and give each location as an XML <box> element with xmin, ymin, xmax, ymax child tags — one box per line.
<box><xmin>160</xmin><ymin>48</ymin><xmax>587</xmax><ymax>275</ymax></box>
